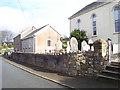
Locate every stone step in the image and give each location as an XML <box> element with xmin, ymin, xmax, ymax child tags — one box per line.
<box><xmin>102</xmin><ymin>70</ymin><xmax>120</xmax><ymax>78</ymax></box>
<box><xmin>106</xmin><ymin>65</ymin><xmax>120</xmax><ymax>72</ymax></box>
<box><xmin>111</xmin><ymin>62</ymin><xmax>120</xmax><ymax>66</ymax></box>
<box><xmin>103</xmin><ymin>70</ymin><xmax>120</xmax><ymax>74</ymax></box>
<box><xmin>97</xmin><ymin>74</ymin><xmax>120</xmax><ymax>81</ymax></box>
<box><xmin>97</xmin><ymin>61</ymin><xmax>120</xmax><ymax>81</ymax></box>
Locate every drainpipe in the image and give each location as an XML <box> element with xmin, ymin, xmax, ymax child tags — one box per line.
<box><xmin>33</xmin><ymin>37</ymin><xmax>36</xmax><ymax>53</ymax></box>
<box><xmin>70</xmin><ymin>19</ymin><xmax>71</xmax><ymax>33</ymax></box>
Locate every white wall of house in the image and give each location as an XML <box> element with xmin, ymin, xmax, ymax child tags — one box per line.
<box><xmin>34</xmin><ymin>26</ymin><xmax>61</xmax><ymax>53</ymax></box>
<box><xmin>70</xmin><ymin>1</ymin><xmax>120</xmax><ymax>53</ymax></box>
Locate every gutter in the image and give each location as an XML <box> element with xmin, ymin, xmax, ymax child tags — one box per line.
<box><xmin>33</xmin><ymin>36</ymin><xmax>36</xmax><ymax>53</ymax></box>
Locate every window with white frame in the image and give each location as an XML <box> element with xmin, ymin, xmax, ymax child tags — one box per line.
<box><xmin>114</xmin><ymin>6</ymin><xmax>120</xmax><ymax>32</ymax></box>
<box><xmin>92</xmin><ymin>14</ymin><xmax>97</xmax><ymax>35</ymax></box>
<box><xmin>77</xmin><ymin>19</ymin><xmax>80</xmax><ymax>30</ymax></box>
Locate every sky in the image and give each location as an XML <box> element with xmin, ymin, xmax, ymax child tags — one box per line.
<box><xmin>0</xmin><ymin>0</ymin><xmax>97</xmax><ymax>37</ymax></box>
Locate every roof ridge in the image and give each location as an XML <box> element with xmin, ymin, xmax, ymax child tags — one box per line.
<box><xmin>36</xmin><ymin>24</ymin><xmax>49</xmax><ymax>30</ymax></box>
<box><xmin>49</xmin><ymin>26</ymin><xmax>61</xmax><ymax>36</ymax></box>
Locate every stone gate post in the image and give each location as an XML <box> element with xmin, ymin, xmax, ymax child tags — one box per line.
<box><xmin>93</xmin><ymin>39</ymin><xmax>108</xmax><ymax>65</ymax></box>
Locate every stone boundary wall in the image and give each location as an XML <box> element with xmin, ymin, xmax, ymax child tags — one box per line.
<box><xmin>10</xmin><ymin>52</ymin><xmax>85</xmax><ymax>76</ymax></box>
<box><xmin>10</xmin><ymin>50</ymin><xmax>109</xmax><ymax>76</ymax></box>
<box><xmin>9</xmin><ymin>39</ymin><xmax>109</xmax><ymax>76</ymax></box>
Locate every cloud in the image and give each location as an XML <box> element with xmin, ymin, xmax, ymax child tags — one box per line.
<box><xmin>0</xmin><ymin>0</ymin><xmax>97</xmax><ymax>36</ymax></box>
<box><xmin>0</xmin><ymin>0</ymin><xmax>19</xmax><ymax>9</ymax></box>
<box><xmin>0</xmin><ymin>7</ymin><xmax>31</xmax><ymax>34</ymax></box>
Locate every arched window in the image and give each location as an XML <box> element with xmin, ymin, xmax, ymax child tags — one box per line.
<box><xmin>114</xmin><ymin>6</ymin><xmax>120</xmax><ymax>32</ymax></box>
<box><xmin>77</xmin><ymin>19</ymin><xmax>80</xmax><ymax>30</ymax></box>
<box><xmin>92</xmin><ymin>14</ymin><xmax>97</xmax><ymax>35</ymax></box>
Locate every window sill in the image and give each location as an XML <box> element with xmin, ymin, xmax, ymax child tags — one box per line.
<box><xmin>91</xmin><ymin>35</ymin><xmax>97</xmax><ymax>38</ymax></box>
<box><xmin>113</xmin><ymin>32</ymin><xmax>120</xmax><ymax>35</ymax></box>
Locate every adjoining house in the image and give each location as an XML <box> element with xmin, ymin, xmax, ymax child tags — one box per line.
<box><xmin>0</xmin><ymin>31</ymin><xmax>3</xmax><ymax>46</ymax></box>
<box><xmin>14</xmin><ymin>26</ymin><xmax>36</xmax><ymax>52</ymax></box>
<box><xmin>14</xmin><ymin>34</ymin><xmax>21</xmax><ymax>52</ymax></box>
<box><xmin>69</xmin><ymin>0</ymin><xmax>120</xmax><ymax>53</ymax></box>
<box><xmin>14</xmin><ymin>24</ymin><xmax>61</xmax><ymax>53</ymax></box>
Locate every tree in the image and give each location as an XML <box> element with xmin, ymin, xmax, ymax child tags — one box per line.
<box><xmin>70</xmin><ymin>29</ymin><xmax>88</xmax><ymax>50</ymax></box>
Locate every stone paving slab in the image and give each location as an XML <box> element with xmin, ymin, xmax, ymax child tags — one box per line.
<box><xmin>2</xmin><ymin>57</ymin><xmax>119</xmax><ymax>89</ymax></box>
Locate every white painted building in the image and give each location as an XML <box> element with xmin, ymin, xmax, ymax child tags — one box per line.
<box><xmin>69</xmin><ymin>0</ymin><xmax>120</xmax><ymax>53</ymax></box>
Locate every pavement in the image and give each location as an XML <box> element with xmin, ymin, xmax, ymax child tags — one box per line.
<box><xmin>1</xmin><ymin>56</ymin><xmax>119</xmax><ymax>89</ymax></box>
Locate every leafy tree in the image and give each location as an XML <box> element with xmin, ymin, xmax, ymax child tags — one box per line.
<box><xmin>70</xmin><ymin>29</ymin><xmax>88</xmax><ymax>50</ymax></box>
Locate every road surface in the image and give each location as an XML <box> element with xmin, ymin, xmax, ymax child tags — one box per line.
<box><xmin>1</xmin><ymin>56</ymin><xmax>70</xmax><ymax>89</ymax></box>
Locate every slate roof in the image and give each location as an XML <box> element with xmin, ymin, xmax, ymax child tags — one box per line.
<box><xmin>22</xmin><ymin>24</ymin><xmax>49</xmax><ymax>40</ymax></box>
<box><xmin>69</xmin><ymin>0</ymin><xmax>108</xmax><ymax>19</ymax></box>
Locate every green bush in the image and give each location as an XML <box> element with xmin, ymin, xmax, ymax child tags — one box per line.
<box><xmin>8</xmin><ymin>43</ymin><xmax>13</xmax><ymax>48</ymax></box>
<box><xmin>1</xmin><ymin>46</ymin><xmax>8</xmax><ymax>49</ymax></box>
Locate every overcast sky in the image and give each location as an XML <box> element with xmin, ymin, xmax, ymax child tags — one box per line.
<box><xmin>0</xmin><ymin>0</ymin><xmax>98</xmax><ymax>36</ymax></box>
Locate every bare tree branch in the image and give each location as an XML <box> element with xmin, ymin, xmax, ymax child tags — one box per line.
<box><xmin>0</xmin><ymin>30</ymin><xmax>14</xmax><ymax>43</ymax></box>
